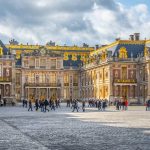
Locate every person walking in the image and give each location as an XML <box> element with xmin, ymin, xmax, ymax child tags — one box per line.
<box><xmin>67</xmin><ymin>99</ymin><xmax>70</xmax><ymax>107</ymax></box>
<box><xmin>72</xmin><ymin>100</ymin><xmax>79</xmax><ymax>112</ymax></box>
<box><xmin>25</xmin><ymin>99</ymin><xmax>28</xmax><ymax>108</ymax></box>
<box><xmin>0</xmin><ymin>99</ymin><xmax>4</xmax><ymax>106</ymax></box>
<box><xmin>102</xmin><ymin>100</ymin><xmax>107</xmax><ymax>111</ymax></box>
<box><xmin>3</xmin><ymin>98</ymin><xmax>7</xmax><ymax>106</ymax></box>
<box><xmin>98</xmin><ymin>100</ymin><xmax>102</xmax><ymax>111</ymax></box>
<box><xmin>28</xmin><ymin>100</ymin><xmax>33</xmax><ymax>111</ymax></box>
<box><xmin>40</xmin><ymin>100</ymin><xmax>44</xmax><ymax>112</ymax></box>
<box><xmin>82</xmin><ymin>101</ymin><xmax>85</xmax><ymax>112</ymax></box>
<box><xmin>44</xmin><ymin>99</ymin><xmax>49</xmax><ymax>112</ymax></box>
<box><xmin>22</xmin><ymin>99</ymin><xmax>25</xmax><ymax>108</ymax></box>
<box><xmin>125</xmin><ymin>99</ymin><xmax>128</xmax><ymax>111</ymax></box>
<box><xmin>35</xmin><ymin>99</ymin><xmax>39</xmax><ymax>111</ymax></box>
<box><xmin>146</xmin><ymin>99</ymin><xmax>150</xmax><ymax>111</ymax></box>
<box><xmin>51</xmin><ymin>101</ymin><xmax>55</xmax><ymax>111</ymax></box>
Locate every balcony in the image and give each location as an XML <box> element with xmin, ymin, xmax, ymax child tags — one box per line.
<box><xmin>40</xmin><ymin>66</ymin><xmax>46</xmax><ymax>69</ymax></box>
<box><xmin>73</xmin><ymin>83</ymin><xmax>78</xmax><ymax>86</ymax></box>
<box><xmin>0</xmin><ymin>77</ymin><xmax>12</xmax><ymax>82</ymax></box>
<box><xmin>29</xmin><ymin>66</ymin><xmax>35</xmax><ymax>69</ymax></box>
<box><xmin>24</xmin><ymin>83</ymin><xmax>61</xmax><ymax>87</ymax></box>
<box><xmin>114</xmin><ymin>79</ymin><xmax>137</xmax><ymax>83</ymax></box>
<box><xmin>64</xmin><ymin>66</ymin><xmax>79</xmax><ymax>70</ymax></box>
<box><xmin>64</xmin><ymin>83</ymin><xmax>69</xmax><ymax>86</ymax></box>
<box><xmin>51</xmin><ymin>66</ymin><xmax>56</xmax><ymax>69</ymax></box>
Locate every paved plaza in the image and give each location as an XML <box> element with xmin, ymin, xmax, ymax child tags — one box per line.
<box><xmin>0</xmin><ymin>104</ymin><xmax>150</xmax><ymax>150</ymax></box>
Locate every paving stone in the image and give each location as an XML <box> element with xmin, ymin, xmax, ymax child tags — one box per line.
<box><xmin>0</xmin><ymin>104</ymin><xmax>149</xmax><ymax>150</ymax></box>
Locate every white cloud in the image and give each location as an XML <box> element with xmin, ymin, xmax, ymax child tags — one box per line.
<box><xmin>0</xmin><ymin>0</ymin><xmax>150</xmax><ymax>46</ymax></box>
<box><xmin>84</xmin><ymin>3</ymin><xmax>150</xmax><ymax>43</ymax></box>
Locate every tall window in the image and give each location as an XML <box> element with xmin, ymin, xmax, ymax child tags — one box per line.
<box><xmin>29</xmin><ymin>58</ymin><xmax>35</xmax><ymax>67</ymax></box>
<box><xmin>122</xmin><ymin>67</ymin><xmax>127</xmax><ymax>79</ymax></box>
<box><xmin>51</xmin><ymin>59</ymin><xmax>56</xmax><ymax>69</ymax></box>
<box><xmin>35</xmin><ymin>59</ymin><xmax>39</xmax><ymax>68</ymax></box>
<box><xmin>51</xmin><ymin>73</ymin><xmax>56</xmax><ymax>83</ymax></box>
<box><xmin>64</xmin><ymin>88</ymin><xmax>69</xmax><ymax>99</ymax></box>
<box><xmin>64</xmin><ymin>74</ymin><xmax>69</xmax><ymax>84</ymax></box>
<box><xmin>40</xmin><ymin>59</ymin><xmax>46</xmax><ymax>68</ymax></box>
<box><xmin>16</xmin><ymin>73</ymin><xmax>21</xmax><ymax>85</ymax></box>
<box><xmin>24</xmin><ymin>60</ymin><xmax>28</xmax><ymax>67</ymax></box>
<box><xmin>73</xmin><ymin>74</ymin><xmax>78</xmax><ymax>86</ymax></box>
<box><xmin>35</xmin><ymin>75</ymin><xmax>39</xmax><ymax>83</ymax></box>
<box><xmin>73</xmin><ymin>87</ymin><xmax>78</xmax><ymax>99</ymax></box>
<box><xmin>57</xmin><ymin>59</ymin><xmax>61</xmax><ymax>69</ymax></box>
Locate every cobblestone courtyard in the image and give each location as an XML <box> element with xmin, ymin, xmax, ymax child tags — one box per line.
<box><xmin>0</xmin><ymin>104</ymin><xmax>150</xmax><ymax>150</ymax></box>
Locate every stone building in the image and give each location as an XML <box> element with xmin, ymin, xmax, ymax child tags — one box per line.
<box><xmin>0</xmin><ymin>33</ymin><xmax>150</xmax><ymax>104</ymax></box>
<box><xmin>2</xmin><ymin>41</ymin><xmax>93</xmax><ymax>102</ymax></box>
<box><xmin>81</xmin><ymin>33</ymin><xmax>149</xmax><ymax>104</ymax></box>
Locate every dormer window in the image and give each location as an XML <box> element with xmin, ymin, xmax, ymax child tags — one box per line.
<box><xmin>119</xmin><ymin>47</ymin><xmax>128</xmax><ymax>59</ymax></box>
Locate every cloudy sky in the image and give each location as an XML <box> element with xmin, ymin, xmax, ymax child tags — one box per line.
<box><xmin>0</xmin><ymin>0</ymin><xmax>150</xmax><ymax>46</ymax></box>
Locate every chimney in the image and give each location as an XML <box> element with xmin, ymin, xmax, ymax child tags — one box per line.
<box><xmin>134</xmin><ymin>33</ymin><xmax>140</xmax><ymax>40</ymax></box>
<box><xmin>115</xmin><ymin>38</ymin><xmax>120</xmax><ymax>41</ymax></box>
<box><xmin>95</xmin><ymin>45</ymin><xmax>99</xmax><ymax>50</ymax></box>
<box><xmin>130</xmin><ymin>35</ymin><xmax>134</xmax><ymax>41</ymax></box>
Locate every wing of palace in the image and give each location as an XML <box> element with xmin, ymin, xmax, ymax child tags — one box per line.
<box><xmin>0</xmin><ymin>33</ymin><xmax>149</xmax><ymax>104</ymax></box>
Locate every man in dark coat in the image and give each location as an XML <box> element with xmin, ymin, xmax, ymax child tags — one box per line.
<box><xmin>28</xmin><ymin>100</ymin><xmax>33</xmax><ymax>111</ymax></box>
<box><xmin>82</xmin><ymin>101</ymin><xmax>86</xmax><ymax>112</ymax></box>
<box><xmin>35</xmin><ymin>99</ymin><xmax>39</xmax><ymax>111</ymax></box>
<box><xmin>44</xmin><ymin>99</ymin><xmax>49</xmax><ymax>112</ymax></box>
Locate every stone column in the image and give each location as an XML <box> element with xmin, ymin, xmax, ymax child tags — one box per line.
<box><xmin>147</xmin><ymin>63</ymin><xmax>150</xmax><ymax>99</ymax></box>
<box><xmin>27</xmin><ymin>88</ymin><xmax>29</xmax><ymax>100</ymax></box>
<box><xmin>59</xmin><ymin>72</ymin><xmax>64</xmax><ymax>100</ymax></box>
<box><xmin>120</xmin><ymin>85</ymin><xmax>122</xmax><ymax>98</ymax></box>
<box><xmin>129</xmin><ymin>85</ymin><xmax>131</xmax><ymax>98</ymax></box>
<box><xmin>3</xmin><ymin>84</ymin><xmax>5</xmax><ymax>97</ymax></box>
<box><xmin>21</xmin><ymin>71</ymin><xmax>25</xmax><ymax>99</ymax></box>
<box><xmin>108</xmin><ymin>64</ymin><xmax>113</xmax><ymax>101</ymax></box>
<box><xmin>47</xmin><ymin>88</ymin><xmax>48</xmax><ymax>99</ymax></box>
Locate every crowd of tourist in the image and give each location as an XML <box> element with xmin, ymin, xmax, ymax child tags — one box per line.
<box><xmin>114</xmin><ymin>99</ymin><xmax>128</xmax><ymax>111</ymax></box>
<box><xmin>21</xmin><ymin>97</ymin><xmax>150</xmax><ymax>112</ymax></box>
<box><xmin>1</xmin><ymin>96</ymin><xmax>150</xmax><ymax>112</ymax></box>
<box><xmin>22</xmin><ymin>98</ymin><xmax>61</xmax><ymax>112</ymax></box>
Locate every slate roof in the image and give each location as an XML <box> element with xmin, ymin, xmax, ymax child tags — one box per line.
<box><xmin>63</xmin><ymin>55</ymin><xmax>83</xmax><ymax>67</ymax></box>
<box><xmin>0</xmin><ymin>40</ymin><xmax>9</xmax><ymax>55</ymax></box>
<box><xmin>94</xmin><ymin>40</ymin><xmax>146</xmax><ymax>58</ymax></box>
<box><xmin>113</xmin><ymin>43</ymin><xmax>145</xmax><ymax>58</ymax></box>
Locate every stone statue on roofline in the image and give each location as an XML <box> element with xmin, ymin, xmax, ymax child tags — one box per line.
<box><xmin>9</xmin><ymin>39</ymin><xmax>19</xmax><ymax>45</ymax></box>
<box><xmin>83</xmin><ymin>43</ymin><xmax>89</xmax><ymax>48</ymax></box>
<box><xmin>46</xmin><ymin>40</ymin><xmax>55</xmax><ymax>46</ymax></box>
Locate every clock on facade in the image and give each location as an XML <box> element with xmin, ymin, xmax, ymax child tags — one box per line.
<box><xmin>41</xmin><ymin>48</ymin><xmax>46</xmax><ymax>55</ymax></box>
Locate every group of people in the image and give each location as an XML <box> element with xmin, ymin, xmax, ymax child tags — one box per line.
<box><xmin>66</xmin><ymin>99</ymin><xmax>108</xmax><ymax>112</ymax></box>
<box><xmin>23</xmin><ymin>98</ymin><xmax>61</xmax><ymax>112</ymax></box>
<box><xmin>146</xmin><ymin>99</ymin><xmax>150</xmax><ymax>111</ymax></box>
<box><xmin>115</xmin><ymin>99</ymin><xmax>128</xmax><ymax>111</ymax></box>
<box><xmin>88</xmin><ymin>99</ymin><xmax>108</xmax><ymax>111</ymax></box>
<box><xmin>66</xmin><ymin>99</ymin><xmax>84</xmax><ymax>112</ymax></box>
<box><xmin>21</xmin><ymin>98</ymin><xmax>150</xmax><ymax>112</ymax></box>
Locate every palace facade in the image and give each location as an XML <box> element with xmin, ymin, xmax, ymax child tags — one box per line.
<box><xmin>0</xmin><ymin>33</ymin><xmax>150</xmax><ymax>104</ymax></box>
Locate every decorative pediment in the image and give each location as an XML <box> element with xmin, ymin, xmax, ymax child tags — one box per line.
<box><xmin>23</xmin><ymin>47</ymin><xmax>63</xmax><ymax>57</ymax></box>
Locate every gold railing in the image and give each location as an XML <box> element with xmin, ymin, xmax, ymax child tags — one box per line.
<box><xmin>64</xmin><ymin>83</ymin><xmax>69</xmax><ymax>86</ymax></box>
<box><xmin>114</xmin><ymin>79</ymin><xmax>137</xmax><ymax>83</ymax></box>
<box><xmin>0</xmin><ymin>77</ymin><xmax>12</xmax><ymax>82</ymax></box>
<box><xmin>24</xmin><ymin>83</ymin><xmax>61</xmax><ymax>87</ymax></box>
<box><xmin>73</xmin><ymin>83</ymin><xmax>78</xmax><ymax>86</ymax></box>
